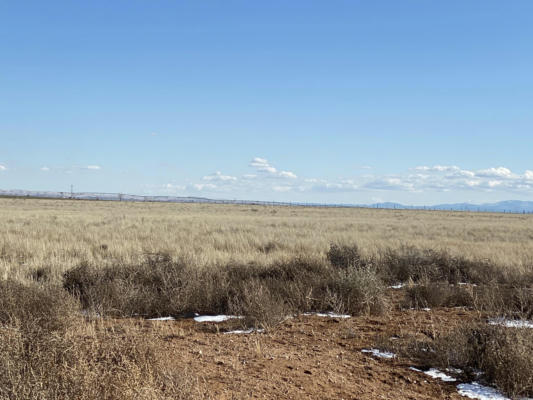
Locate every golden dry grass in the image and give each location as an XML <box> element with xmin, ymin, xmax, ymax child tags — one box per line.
<box><xmin>1</xmin><ymin>197</ymin><xmax>533</xmax><ymax>283</ymax></box>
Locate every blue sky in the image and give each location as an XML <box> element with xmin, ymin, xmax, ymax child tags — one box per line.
<box><xmin>1</xmin><ymin>1</ymin><xmax>533</xmax><ymax>205</ymax></box>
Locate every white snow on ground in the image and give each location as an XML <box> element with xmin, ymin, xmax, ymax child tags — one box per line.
<box><xmin>224</xmin><ymin>329</ymin><xmax>265</xmax><ymax>335</ymax></box>
<box><xmin>488</xmin><ymin>318</ymin><xmax>533</xmax><ymax>329</ymax></box>
<box><xmin>193</xmin><ymin>315</ymin><xmax>244</xmax><ymax>323</ymax></box>
<box><xmin>424</xmin><ymin>368</ymin><xmax>456</xmax><ymax>382</ymax></box>
<box><xmin>410</xmin><ymin>367</ymin><xmax>528</xmax><ymax>400</ymax></box>
<box><xmin>457</xmin><ymin>383</ymin><xmax>509</xmax><ymax>400</ymax></box>
<box><xmin>410</xmin><ymin>367</ymin><xmax>456</xmax><ymax>382</ymax></box>
<box><xmin>303</xmin><ymin>312</ymin><xmax>351</xmax><ymax>319</ymax></box>
<box><xmin>388</xmin><ymin>283</ymin><xmax>405</xmax><ymax>289</ymax></box>
<box><xmin>148</xmin><ymin>316</ymin><xmax>175</xmax><ymax>321</ymax></box>
<box><xmin>361</xmin><ymin>349</ymin><xmax>396</xmax><ymax>359</ymax></box>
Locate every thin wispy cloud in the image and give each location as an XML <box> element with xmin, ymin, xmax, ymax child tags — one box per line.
<box><xmin>203</xmin><ymin>171</ymin><xmax>237</xmax><ymax>182</ymax></box>
<box><xmin>0</xmin><ymin>164</ymin><xmax>7</xmax><ymax>171</ymax></box>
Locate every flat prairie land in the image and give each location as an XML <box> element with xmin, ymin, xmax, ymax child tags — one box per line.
<box><xmin>1</xmin><ymin>197</ymin><xmax>532</xmax><ymax>281</ymax></box>
<box><xmin>1</xmin><ymin>198</ymin><xmax>533</xmax><ymax>400</ymax></box>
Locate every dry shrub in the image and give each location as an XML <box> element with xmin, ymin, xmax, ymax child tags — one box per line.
<box><xmin>333</xmin><ymin>266</ymin><xmax>389</xmax><ymax>315</ymax></box>
<box><xmin>383</xmin><ymin>322</ymin><xmax>533</xmax><ymax>398</ymax></box>
<box><xmin>0</xmin><ymin>323</ymin><xmax>205</xmax><ymax>400</ymax></box>
<box><xmin>481</xmin><ymin>326</ymin><xmax>533</xmax><ymax>398</ymax></box>
<box><xmin>28</xmin><ymin>266</ymin><xmax>52</xmax><ymax>283</ymax></box>
<box><xmin>473</xmin><ymin>285</ymin><xmax>533</xmax><ymax>318</ymax></box>
<box><xmin>378</xmin><ymin>245</ymin><xmax>502</xmax><ymax>285</ymax></box>
<box><xmin>404</xmin><ymin>282</ymin><xmax>474</xmax><ymax>309</ymax></box>
<box><xmin>0</xmin><ymin>280</ymin><xmax>205</xmax><ymax>400</ymax></box>
<box><xmin>229</xmin><ymin>280</ymin><xmax>291</xmax><ymax>330</ymax></box>
<box><xmin>0</xmin><ymin>280</ymin><xmax>78</xmax><ymax>335</ymax></box>
<box><xmin>62</xmin><ymin>253</ymin><xmax>388</xmax><ymax>327</ymax></box>
<box><xmin>63</xmin><ymin>255</ymin><xmax>191</xmax><ymax>317</ymax></box>
<box><xmin>327</xmin><ymin>243</ymin><xmax>363</xmax><ymax>269</ymax></box>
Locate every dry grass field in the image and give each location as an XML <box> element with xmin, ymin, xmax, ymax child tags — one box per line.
<box><xmin>1</xmin><ymin>197</ymin><xmax>533</xmax><ymax>399</ymax></box>
<box><xmin>2</xmin><ymin>197</ymin><xmax>533</xmax><ymax>282</ymax></box>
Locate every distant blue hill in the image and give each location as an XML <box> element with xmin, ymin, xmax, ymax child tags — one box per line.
<box><xmin>1</xmin><ymin>189</ymin><xmax>532</xmax><ymax>213</ymax></box>
<box><xmin>370</xmin><ymin>200</ymin><xmax>533</xmax><ymax>213</ymax></box>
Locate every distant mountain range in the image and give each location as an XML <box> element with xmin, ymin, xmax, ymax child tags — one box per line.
<box><xmin>1</xmin><ymin>189</ymin><xmax>532</xmax><ymax>213</ymax></box>
<box><xmin>368</xmin><ymin>200</ymin><xmax>533</xmax><ymax>213</ymax></box>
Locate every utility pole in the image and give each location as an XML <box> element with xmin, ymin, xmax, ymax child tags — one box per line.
<box><xmin>70</xmin><ymin>184</ymin><xmax>73</xmax><ymax>199</ymax></box>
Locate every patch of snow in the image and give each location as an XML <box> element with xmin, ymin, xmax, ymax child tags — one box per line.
<box><xmin>488</xmin><ymin>318</ymin><xmax>533</xmax><ymax>329</ymax></box>
<box><xmin>194</xmin><ymin>315</ymin><xmax>244</xmax><ymax>323</ymax></box>
<box><xmin>424</xmin><ymin>368</ymin><xmax>456</xmax><ymax>382</ymax></box>
<box><xmin>388</xmin><ymin>283</ymin><xmax>405</xmax><ymax>289</ymax></box>
<box><xmin>148</xmin><ymin>316</ymin><xmax>175</xmax><ymax>321</ymax></box>
<box><xmin>422</xmin><ymin>307</ymin><xmax>431</xmax><ymax>311</ymax></box>
<box><xmin>457</xmin><ymin>382</ymin><xmax>509</xmax><ymax>400</ymax></box>
<box><xmin>224</xmin><ymin>328</ymin><xmax>264</xmax><ymax>335</ymax></box>
<box><xmin>410</xmin><ymin>367</ymin><xmax>423</xmax><ymax>372</ymax></box>
<box><xmin>303</xmin><ymin>312</ymin><xmax>351</xmax><ymax>319</ymax></box>
<box><xmin>361</xmin><ymin>349</ymin><xmax>396</xmax><ymax>359</ymax></box>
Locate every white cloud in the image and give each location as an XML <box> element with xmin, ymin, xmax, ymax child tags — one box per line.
<box><xmin>250</xmin><ymin>157</ymin><xmax>277</xmax><ymax>174</ymax></box>
<box><xmin>476</xmin><ymin>167</ymin><xmax>515</xmax><ymax>179</ymax></box>
<box><xmin>203</xmin><ymin>171</ymin><xmax>237</xmax><ymax>182</ymax></box>
<box><xmin>249</xmin><ymin>157</ymin><xmax>297</xmax><ymax>179</ymax></box>
<box><xmin>0</xmin><ymin>164</ymin><xmax>6</xmax><ymax>171</ymax></box>
<box><xmin>357</xmin><ymin>166</ymin><xmax>533</xmax><ymax>193</ymax></box>
<box><xmin>279</xmin><ymin>171</ymin><xmax>297</xmax><ymax>179</ymax></box>
<box><xmin>161</xmin><ymin>160</ymin><xmax>533</xmax><ymax>198</ymax></box>
<box><xmin>86</xmin><ymin>165</ymin><xmax>101</xmax><ymax>170</ymax></box>
<box><xmin>40</xmin><ymin>166</ymin><xmax>50</xmax><ymax>172</ymax></box>
<box><xmin>415</xmin><ymin>165</ymin><xmax>460</xmax><ymax>172</ymax></box>
<box><xmin>309</xmin><ymin>180</ymin><xmax>359</xmax><ymax>193</ymax></box>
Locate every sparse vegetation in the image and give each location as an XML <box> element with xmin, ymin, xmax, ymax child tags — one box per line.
<box><xmin>382</xmin><ymin>322</ymin><xmax>533</xmax><ymax>398</ymax></box>
<box><xmin>62</xmin><ymin>253</ymin><xmax>387</xmax><ymax>325</ymax></box>
<box><xmin>1</xmin><ymin>198</ymin><xmax>532</xmax><ymax>399</ymax></box>
<box><xmin>0</xmin><ymin>280</ymin><xmax>205</xmax><ymax>400</ymax></box>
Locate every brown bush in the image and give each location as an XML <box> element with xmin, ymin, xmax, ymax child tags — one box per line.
<box><xmin>382</xmin><ymin>322</ymin><xmax>533</xmax><ymax>398</ymax></box>
<box><xmin>327</xmin><ymin>243</ymin><xmax>363</xmax><ymax>269</ymax></box>
<box><xmin>378</xmin><ymin>246</ymin><xmax>499</xmax><ymax>285</ymax></box>
<box><xmin>404</xmin><ymin>282</ymin><xmax>474</xmax><ymax>309</ymax></box>
<box><xmin>62</xmin><ymin>254</ymin><xmax>388</xmax><ymax>326</ymax></box>
<box><xmin>473</xmin><ymin>285</ymin><xmax>533</xmax><ymax>319</ymax></box>
<box><xmin>0</xmin><ymin>280</ymin><xmax>78</xmax><ymax>335</ymax></box>
<box><xmin>0</xmin><ymin>281</ymin><xmax>205</xmax><ymax>400</ymax></box>
<box><xmin>333</xmin><ymin>266</ymin><xmax>389</xmax><ymax>315</ymax></box>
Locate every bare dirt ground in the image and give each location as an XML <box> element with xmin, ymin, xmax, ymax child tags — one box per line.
<box><xmin>112</xmin><ymin>291</ymin><xmax>479</xmax><ymax>399</ymax></box>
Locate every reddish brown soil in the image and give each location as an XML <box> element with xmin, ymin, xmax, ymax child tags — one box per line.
<box><xmin>131</xmin><ymin>299</ymin><xmax>478</xmax><ymax>399</ymax></box>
